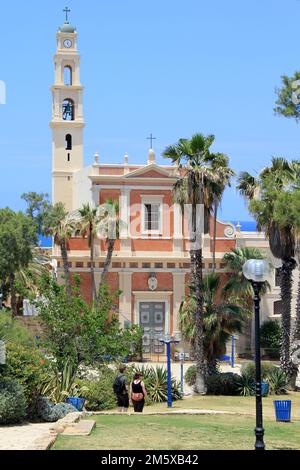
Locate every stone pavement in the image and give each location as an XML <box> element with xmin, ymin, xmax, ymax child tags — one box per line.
<box><xmin>0</xmin><ymin>423</ymin><xmax>55</xmax><ymax>450</ymax></box>
<box><xmin>0</xmin><ymin>412</ymin><xmax>81</xmax><ymax>451</ymax></box>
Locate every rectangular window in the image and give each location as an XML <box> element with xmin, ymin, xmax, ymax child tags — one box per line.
<box><xmin>144</xmin><ymin>203</ymin><xmax>161</xmax><ymax>231</ymax></box>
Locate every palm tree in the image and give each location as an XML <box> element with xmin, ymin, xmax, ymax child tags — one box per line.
<box><xmin>179</xmin><ymin>273</ymin><xmax>247</xmax><ymax>375</ymax></box>
<box><xmin>163</xmin><ymin>133</ymin><xmax>222</xmax><ymax>393</ymax></box>
<box><xmin>222</xmin><ymin>247</ymin><xmax>270</xmax><ymax>301</ymax></box>
<box><xmin>78</xmin><ymin>204</ymin><xmax>101</xmax><ymax>301</ymax></box>
<box><xmin>43</xmin><ymin>203</ymin><xmax>76</xmax><ymax>300</ymax></box>
<box><xmin>210</xmin><ymin>154</ymin><xmax>235</xmax><ymax>272</ymax></box>
<box><xmin>97</xmin><ymin>199</ymin><xmax>122</xmax><ymax>291</ymax></box>
<box><xmin>237</xmin><ymin>157</ymin><xmax>297</xmax><ymax>375</ymax></box>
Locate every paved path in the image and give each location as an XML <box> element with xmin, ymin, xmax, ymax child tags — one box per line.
<box><xmin>0</xmin><ymin>422</ymin><xmax>55</xmax><ymax>450</ymax></box>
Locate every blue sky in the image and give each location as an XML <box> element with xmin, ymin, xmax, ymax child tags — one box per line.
<box><xmin>0</xmin><ymin>0</ymin><xmax>300</xmax><ymax>221</ymax></box>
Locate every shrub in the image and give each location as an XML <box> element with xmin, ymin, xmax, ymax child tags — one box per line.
<box><xmin>240</xmin><ymin>361</ymin><xmax>277</xmax><ymax>381</ymax></box>
<box><xmin>260</xmin><ymin>321</ymin><xmax>282</xmax><ymax>359</ymax></box>
<box><xmin>236</xmin><ymin>373</ymin><xmax>255</xmax><ymax>396</ymax></box>
<box><xmin>34</xmin><ymin>396</ymin><xmax>78</xmax><ymax>422</ymax></box>
<box><xmin>0</xmin><ymin>379</ymin><xmax>27</xmax><ymax>425</ymax></box>
<box><xmin>268</xmin><ymin>369</ymin><xmax>289</xmax><ymax>395</ymax></box>
<box><xmin>206</xmin><ymin>373</ymin><xmax>240</xmax><ymax>396</ymax></box>
<box><xmin>184</xmin><ymin>365</ymin><xmax>196</xmax><ymax>387</ymax></box>
<box><xmin>79</xmin><ymin>366</ymin><xmax>117</xmax><ymax>411</ymax></box>
<box><xmin>3</xmin><ymin>342</ymin><xmax>49</xmax><ymax>406</ymax></box>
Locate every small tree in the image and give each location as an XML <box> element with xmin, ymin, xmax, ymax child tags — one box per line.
<box><xmin>0</xmin><ymin>209</ymin><xmax>37</xmax><ymax>315</ymax></box>
<box><xmin>260</xmin><ymin>320</ymin><xmax>282</xmax><ymax>359</ymax></box>
<box><xmin>36</xmin><ymin>277</ymin><xmax>141</xmax><ymax>373</ymax></box>
<box><xmin>21</xmin><ymin>192</ymin><xmax>50</xmax><ymax>235</ymax></box>
<box><xmin>274</xmin><ymin>72</ymin><xmax>300</xmax><ymax>122</ymax></box>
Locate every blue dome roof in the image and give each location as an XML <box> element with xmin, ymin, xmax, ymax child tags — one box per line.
<box><xmin>59</xmin><ymin>22</ymin><xmax>76</xmax><ymax>33</ymax></box>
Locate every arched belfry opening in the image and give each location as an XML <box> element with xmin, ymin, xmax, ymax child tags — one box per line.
<box><xmin>62</xmin><ymin>98</ymin><xmax>75</xmax><ymax>120</ymax></box>
<box><xmin>64</xmin><ymin>66</ymin><xmax>73</xmax><ymax>86</ymax></box>
<box><xmin>65</xmin><ymin>134</ymin><xmax>72</xmax><ymax>150</ymax></box>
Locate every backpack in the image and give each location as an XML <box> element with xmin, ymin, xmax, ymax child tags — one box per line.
<box><xmin>113</xmin><ymin>375</ymin><xmax>125</xmax><ymax>394</ymax></box>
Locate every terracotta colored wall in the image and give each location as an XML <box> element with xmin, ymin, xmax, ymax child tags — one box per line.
<box><xmin>100</xmin><ymin>189</ymin><xmax>120</xmax><ymax>205</ymax></box>
<box><xmin>131</xmin><ymin>239</ymin><xmax>173</xmax><ymax>252</ymax></box>
<box><xmin>132</xmin><ymin>272</ymin><xmax>173</xmax><ymax>291</ymax></box>
<box><xmin>99</xmin><ymin>168</ymin><xmax>124</xmax><ymax>176</ymax></box>
<box><xmin>68</xmin><ymin>238</ymin><xmax>89</xmax><ymax>250</ymax></box>
<box><xmin>100</xmin><ymin>239</ymin><xmax>121</xmax><ymax>252</ymax></box>
<box><xmin>211</xmin><ymin>239</ymin><xmax>236</xmax><ymax>253</ymax></box>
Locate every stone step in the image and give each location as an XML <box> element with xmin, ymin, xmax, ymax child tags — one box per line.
<box><xmin>62</xmin><ymin>420</ymin><xmax>96</xmax><ymax>436</ymax></box>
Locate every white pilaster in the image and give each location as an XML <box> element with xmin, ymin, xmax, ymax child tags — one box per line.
<box><xmin>120</xmin><ymin>188</ymin><xmax>131</xmax><ymax>253</ymax></box>
<box><xmin>119</xmin><ymin>272</ymin><xmax>133</xmax><ymax>327</ymax></box>
<box><xmin>172</xmin><ymin>272</ymin><xmax>186</xmax><ymax>335</ymax></box>
<box><xmin>173</xmin><ymin>203</ymin><xmax>183</xmax><ymax>253</ymax></box>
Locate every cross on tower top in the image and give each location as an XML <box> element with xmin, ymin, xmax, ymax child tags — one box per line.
<box><xmin>63</xmin><ymin>6</ymin><xmax>71</xmax><ymax>23</ymax></box>
<box><xmin>147</xmin><ymin>133</ymin><xmax>156</xmax><ymax>149</ymax></box>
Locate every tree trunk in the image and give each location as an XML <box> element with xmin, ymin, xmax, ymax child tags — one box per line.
<box><xmin>191</xmin><ymin>247</ymin><xmax>207</xmax><ymax>394</ymax></box>
<box><xmin>212</xmin><ymin>202</ymin><xmax>218</xmax><ymax>273</ymax></box>
<box><xmin>90</xmin><ymin>235</ymin><xmax>97</xmax><ymax>301</ymax></box>
<box><xmin>207</xmin><ymin>357</ymin><xmax>219</xmax><ymax>376</ymax></box>
<box><xmin>9</xmin><ymin>272</ymin><xmax>17</xmax><ymax>317</ymax></box>
<box><xmin>290</xmin><ymin>266</ymin><xmax>300</xmax><ymax>389</ymax></box>
<box><xmin>60</xmin><ymin>241</ymin><xmax>72</xmax><ymax>300</ymax></box>
<box><xmin>280</xmin><ymin>258</ymin><xmax>296</xmax><ymax>376</ymax></box>
<box><xmin>293</xmin><ymin>267</ymin><xmax>300</xmax><ymax>342</ymax></box>
<box><xmin>99</xmin><ymin>239</ymin><xmax>115</xmax><ymax>289</ymax></box>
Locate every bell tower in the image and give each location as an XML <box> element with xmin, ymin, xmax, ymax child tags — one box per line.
<box><xmin>50</xmin><ymin>8</ymin><xmax>84</xmax><ymax>211</ymax></box>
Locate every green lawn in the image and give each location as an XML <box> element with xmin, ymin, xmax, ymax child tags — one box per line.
<box><xmin>52</xmin><ymin>393</ymin><xmax>300</xmax><ymax>451</ymax></box>
<box><xmin>52</xmin><ymin>414</ymin><xmax>300</xmax><ymax>450</ymax></box>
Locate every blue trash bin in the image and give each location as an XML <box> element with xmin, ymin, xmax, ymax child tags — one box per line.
<box><xmin>274</xmin><ymin>400</ymin><xmax>291</xmax><ymax>422</ymax></box>
<box><xmin>261</xmin><ymin>381</ymin><xmax>269</xmax><ymax>397</ymax></box>
<box><xmin>66</xmin><ymin>397</ymin><xmax>85</xmax><ymax>412</ymax></box>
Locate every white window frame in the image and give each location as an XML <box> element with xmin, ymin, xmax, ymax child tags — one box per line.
<box><xmin>141</xmin><ymin>195</ymin><xmax>163</xmax><ymax>235</ymax></box>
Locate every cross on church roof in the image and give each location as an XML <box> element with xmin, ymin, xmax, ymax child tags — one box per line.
<box><xmin>147</xmin><ymin>133</ymin><xmax>156</xmax><ymax>149</ymax></box>
<box><xmin>63</xmin><ymin>6</ymin><xmax>71</xmax><ymax>23</ymax></box>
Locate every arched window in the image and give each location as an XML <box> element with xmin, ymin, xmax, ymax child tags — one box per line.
<box><xmin>65</xmin><ymin>134</ymin><xmax>72</xmax><ymax>150</ymax></box>
<box><xmin>62</xmin><ymin>99</ymin><xmax>74</xmax><ymax>121</ymax></box>
<box><xmin>64</xmin><ymin>66</ymin><xmax>72</xmax><ymax>86</ymax></box>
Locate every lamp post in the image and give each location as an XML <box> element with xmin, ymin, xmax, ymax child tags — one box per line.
<box><xmin>160</xmin><ymin>333</ymin><xmax>181</xmax><ymax>408</ymax></box>
<box><xmin>243</xmin><ymin>259</ymin><xmax>271</xmax><ymax>451</ymax></box>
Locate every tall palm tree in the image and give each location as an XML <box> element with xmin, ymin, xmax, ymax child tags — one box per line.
<box><xmin>237</xmin><ymin>157</ymin><xmax>297</xmax><ymax>375</ymax></box>
<box><xmin>163</xmin><ymin>133</ymin><xmax>221</xmax><ymax>393</ymax></box>
<box><xmin>210</xmin><ymin>154</ymin><xmax>235</xmax><ymax>272</ymax></box>
<box><xmin>97</xmin><ymin>199</ymin><xmax>122</xmax><ymax>292</ymax></box>
<box><xmin>78</xmin><ymin>204</ymin><xmax>101</xmax><ymax>301</ymax></box>
<box><xmin>43</xmin><ymin>203</ymin><xmax>76</xmax><ymax>300</ymax></box>
<box><xmin>179</xmin><ymin>273</ymin><xmax>247</xmax><ymax>375</ymax></box>
<box><xmin>222</xmin><ymin>247</ymin><xmax>270</xmax><ymax>301</ymax></box>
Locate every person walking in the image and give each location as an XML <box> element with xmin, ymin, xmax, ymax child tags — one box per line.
<box><xmin>113</xmin><ymin>365</ymin><xmax>129</xmax><ymax>413</ymax></box>
<box><xmin>130</xmin><ymin>373</ymin><xmax>147</xmax><ymax>413</ymax></box>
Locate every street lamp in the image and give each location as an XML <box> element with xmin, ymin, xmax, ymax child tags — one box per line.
<box><xmin>243</xmin><ymin>259</ymin><xmax>271</xmax><ymax>451</ymax></box>
<box><xmin>160</xmin><ymin>333</ymin><xmax>181</xmax><ymax>408</ymax></box>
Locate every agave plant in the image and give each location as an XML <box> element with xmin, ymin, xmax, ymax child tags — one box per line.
<box><xmin>38</xmin><ymin>360</ymin><xmax>88</xmax><ymax>404</ymax></box>
<box><xmin>133</xmin><ymin>365</ymin><xmax>182</xmax><ymax>403</ymax></box>
<box><xmin>236</xmin><ymin>372</ymin><xmax>255</xmax><ymax>397</ymax></box>
<box><xmin>268</xmin><ymin>369</ymin><xmax>289</xmax><ymax>395</ymax></box>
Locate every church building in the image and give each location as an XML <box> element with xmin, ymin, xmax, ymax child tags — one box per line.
<box><xmin>50</xmin><ymin>14</ymin><xmax>289</xmax><ymax>358</ymax></box>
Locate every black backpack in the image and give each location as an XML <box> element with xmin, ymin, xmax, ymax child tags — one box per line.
<box><xmin>113</xmin><ymin>375</ymin><xmax>125</xmax><ymax>394</ymax></box>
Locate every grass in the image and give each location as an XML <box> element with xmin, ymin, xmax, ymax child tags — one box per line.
<box><xmin>52</xmin><ymin>393</ymin><xmax>300</xmax><ymax>450</ymax></box>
